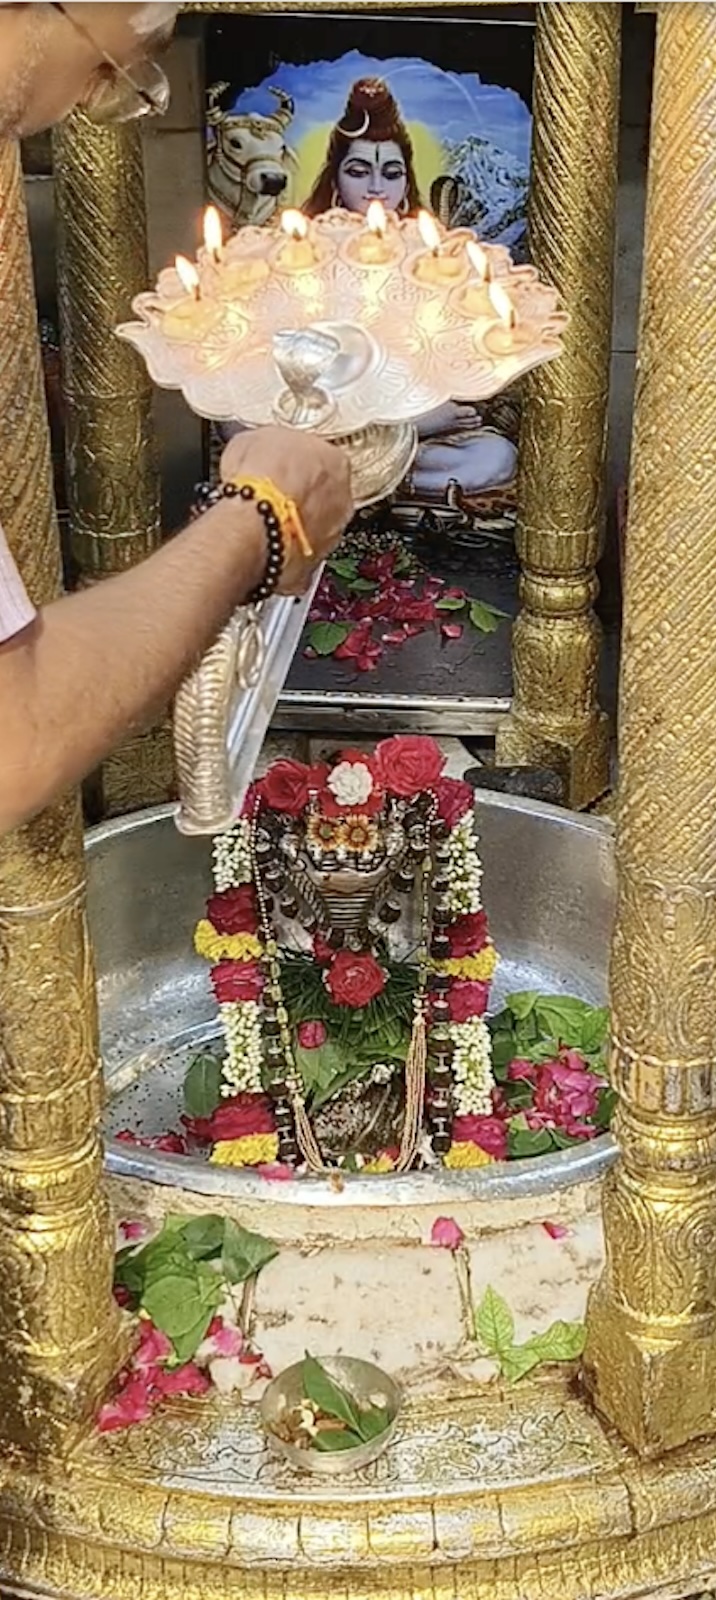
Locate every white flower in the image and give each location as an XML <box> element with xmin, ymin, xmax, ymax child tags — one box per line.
<box><xmin>327</xmin><ymin>760</ymin><xmax>374</xmax><ymax>808</ymax></box>
<box><xmin>220</xmin><ymin>999</ymin><xmax>263</xmax><ymax>1095</ymax></box>
<box><xmin>213</xmin><ymin>819</ymin><xmax>253</xmax><ymax>891</ymax></box>
<box><xmin>449</xmin><ymin>1017</ymin><xmax>494</xmax><ymax>1117</ymax></box>
<box><xmin>209</xmin><ymin>1357</ymin><xmax>257</xmax><ymax>1396</ymax></box>
<box><xmin>445</xmin><ymin>813</ymin><xmax>483</xmax><ymax>916</ymax></box>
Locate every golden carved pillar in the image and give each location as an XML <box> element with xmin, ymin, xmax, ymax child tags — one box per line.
<box><xmin>495</xmin><ymin>1</ymin><xmax>618</xmax><ymax>809</ymax></box>
<box><xmin>52</xmin><ymin>114</ymin><xmax>175</xmax><ymax>817</ymax></box>
<box><xmin>583</xmin><ymin>2</ymin><xmax>716</xmax><ymax>1456</ymax></box>
<box><xmin>0</xmin><ymin>141</ymin><xmax>122</xmax><ymax>1456</ymax></box>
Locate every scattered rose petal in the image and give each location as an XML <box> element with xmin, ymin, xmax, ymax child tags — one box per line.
<box><xmin>133</xmin><ymin>1321</ymin><xmax>173</xmax><ymax>1368</ymax></box>
<box><xmin>97</xmin><ymin>1371</ymin><xmax>154</xmax><ymax>1432</ymax></box>
<box><xmin>542</xmin><ymin>1220</ymin><xmax>570</xmax><ymax>1241</ymax></box>
<box><xmin>430</xmin><ymin>1216</ymin><xmax>465</xmax><ymax>1251</ymax></box>
<box><xmin>118</xmin><ymin>1219</ymin><xmax>148</xmax><ymax>1243</ymax></box>
<box><xmin>209</xmin><ymin>1356</ymin><xmax>257</xmax><ymax>1396</ymax></box>
<box><xmin>381</xmin><ymin>630</ymin><xmax>409</xmax><ymax>645</ymax></box>
<box><xmin>113</xmin><ymin>1285</ymin><xmax>133</xmax><ymax>1309</ymax></box>
<box><xmin>440</xmin><ymin>622</ymin><xmax>463</xmax><ymax>641</ymax></box>
<box><xmin>258</xmin><ymin>1162</ymin><xmax>295</xmax><ymax>1182</ymax></box>
<box><xmin>154</xmin><ymin>1362</ymin><xmax>211</xmax><ymax>1398</ymax></box>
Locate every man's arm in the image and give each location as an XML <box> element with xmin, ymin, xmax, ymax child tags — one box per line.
<box><xmin>0</xmin><ymin>497</ymin><xmax>264</xmax><ymax>833</ymax></box>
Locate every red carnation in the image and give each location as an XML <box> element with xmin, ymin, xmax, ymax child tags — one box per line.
<box><xmin>447</xmin><ymin>909</ymin><xmax>489</xmax><ymax>959</ymax></box>
<box><xmin>259</xmin><ymin>759</ymin><xmax>326</xmax><ymax>816</ymax></box>
<box><xmin>373</xmin><ymin>735</ymin><xmax>445</xmax><ymax>798</ymax></box>
<box><xmin>207</xmin><ymin>884</ymin><xmax>258</xmax><ymax>936</ymax></box>
<box><xmin>210</xmin><ymin>960</ymin><xmax>264</xmax><ymax>1005</ymax></box>
<box><xmin>452</xmin><ymin>1114</ymin><xmax>508</xmax><ymax>1161</ymax></box>
<box><xmin>326</xmin><ymin>950</ymin><xmax>385</xmax><ymax>1008</ymax></box>
<box><xmin>313</xmin><ymin>934</ymin><xmax>335</xmax><ymax>967</ymax></box>
<box><xmin>434</xmin><ymin>777</ymin><xmax>473</xmax><ymax>830</ymax></box>
<box><xmin>212</xmin><ymin>1093</ymin><xmax>275</xmax><ymax>1141</ymax></box>
<box><xmin>447</xmin><ymin>980</ymin><xmax>489</xmax><ymax>1021</ymax></box>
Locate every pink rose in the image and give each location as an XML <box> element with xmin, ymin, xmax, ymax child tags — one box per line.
<box><xmin>507</xmin><ymin>1058</ymin><xmax>538</xmax><ymax>1082</ymax></box>
<box><xmin>297</xmin><ymin>1019</ymin><xmax>327</xmax><ymax>1049</ymax></box>
<box><xmin>206</xmin><ymin>885</ymin><xmax>258</xmax><ymax>936</ymax></box>
<box><xmin>430</xmin><ymin>1216</ymin><xmax>465</xmax><ymax>1251</ymax></box>
<box><xmin>211</xmin><ymin>960</ymin><xmax>264</xmax><ymax>1005</ymax></box>
<box><xmin>326</xmin><ymin>950</ymin><xmax>385</xmax><ymax>1008</ymax></box>
<box><xmin>447</xmin><ymin>980</ymin><xmax>489</xmax><ymax>1022</ymax></box>
<box><xmin>259</xmin><ymin>759</ymin><xmax>326</xmax><ymax>816</ymax></box>
<box><xmin>532</xmin><ymin>1055</ymin><xmax>601</xmax><ymax>1138</ymax></box>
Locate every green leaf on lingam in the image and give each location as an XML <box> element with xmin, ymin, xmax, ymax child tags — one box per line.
<box><xmin>221</xmin><ymin>1218</ymin><xmax>278</xmax><ymax>1285</ymax></box>
<box><xmin>580</xmin><ymin>1005</ymin><xmax>610</xmax><ymax>1056</ymax></box>
<box><xmin>504</xmin><ymin>990</ymin><xmax>540</xmax><ymax>1023</ymax></box>
<box><xmin>306</xmin><ymin>621</ymin><xmax>352</xmax><ymax>656</ymax></box>
<box><xmin>507</xmin><ymin>1120</ymin><xmax>554</xmax><ymax>1160</ymax></box>
<box><xmin>435</xmin><ymin>596</ymin><xmax>466</xmax><ymax>611</ymax></box>
<box><xmin>183</xmin><ymin>1051</ymin><xmax>222</xmax><ymax>1119</ymax></box>
<box><xmin>179</xmin><ymin>1214</ymin><xmax>226</xmax><ymax>1261</ymax></box>
<box><xmin>474</xmin><ymin>1286</ymin><xmax>515</xmax><ymax>1357</ymax></box>
<box><xmin>294</xmin><ymin>1038</ymin><xmax>346</xmax><ymax>1100</ymax></box>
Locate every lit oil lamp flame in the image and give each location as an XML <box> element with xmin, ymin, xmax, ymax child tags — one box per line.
<box><xmin>175</xmin><ymin>254</ymin><xmax>201</xmax><ymax>301</ymax></box>
<box><xmin>466</xmin><ymin>240</ymin><xmax>491</xmax><ymax>284</ymax></box>
<box><xmin>488</xmin><ymin>280</ymin><xmax>516</xmax><ymax>330</ymax></box>
<box><xmin>366</xmin><ymin>200</ymin><xmax>387</xmax><ymax>238</ymax></box>
<box><xmin>417</xmin><ymin>209</ymin><xmax>442</xmax><ymax>256</ymax></box>
<box><xmin>203</xmin><ymin>205</ymin><xmax>223</xmax><ymax>264</ymax></box>
<box><xmin>281</xmin><ymin>208</ymin><xmax>308</xmax><ymax>242</ymax></box>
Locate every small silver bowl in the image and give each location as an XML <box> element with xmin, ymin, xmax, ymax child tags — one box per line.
<box><xmin>261</xmin><ymin>1354</ymin><xmax>402</xmax><ymax>1476</ymax></box>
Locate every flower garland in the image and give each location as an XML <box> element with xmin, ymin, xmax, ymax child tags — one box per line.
<box><xmin>192</xmin><ymin>738</ymin><xmax>500</xmax><ymax>1172</ymax></box>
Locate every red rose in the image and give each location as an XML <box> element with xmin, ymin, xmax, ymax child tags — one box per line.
<box><xmin>259</xmin><ymin>759</ymin><xmax>326</xmax><ymax>816</ymax></box>
<box><xmin>373</xmin><ymin>735</ymin><xmax>445</xmax><ymax>798</ymax></box>
<box><xmin>452</xmin><ymin>1114</ymin><xmax>508</xmax><ymax>1162</ymax></box>
<box><xmin>211</xmin><ymin>960</ymin><xmax>264</xmax><ymax>1005</ymax></box>
<box><xmin>326</xmin><ymin>950</ymin><xmax>385</xmax><ymax>1007</ymax></box>
<box><xmin>447</xmin><ymin>909</ymin><xmax>489</xmax><ymax>959</ymax></box>
<box><xmin>434</xmin><ymin>777</ymin><xmax>473</xmax><ymax>830</ymax></box>
<box><xmin>446</xmin><ymin>980</ymin><xmax>489</xmax><ymax>1021</ymax></box>
<box><xmin>297</xmin><ymin>1020</ymin><xmax>327</xmax><ymax>1049</ymax></box>
<box><xmin>207</xmin><ymin>885</ymin><xmax>258</xmax><ymax>936</ymax></box>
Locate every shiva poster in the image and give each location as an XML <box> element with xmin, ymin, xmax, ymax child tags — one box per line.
<box><xmin>205</xmin><ymin>12</ymin><xmax>533</xmax><ymax>543</ymax></box>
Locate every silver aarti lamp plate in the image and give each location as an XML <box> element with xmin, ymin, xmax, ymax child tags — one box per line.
<box><xmin>117</xmin><ymin>209</ymin><xmax>567</xmax><ymax>835</ymax></box>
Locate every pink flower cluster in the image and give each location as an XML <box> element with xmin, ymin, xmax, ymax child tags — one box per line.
<box><xmin>308</xmin><ymin>551</ymin><xmax>473</xmax><ymax>672</ymax></box>
<box><xmin>98</xmin><ymin>1312</ymin><xmax>272</xmax><ymax>1432</ymax></box>
<box><xmin>450</xmin><ymin>1047</ymin><xmax>606</xmax><ymax>1162</ymax></box>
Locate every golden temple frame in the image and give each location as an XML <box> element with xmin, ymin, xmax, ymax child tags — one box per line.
<box><xmin>4</xmin><ymin>3</ymin><xmax>716</xmax><ymax>1596</ymax></box>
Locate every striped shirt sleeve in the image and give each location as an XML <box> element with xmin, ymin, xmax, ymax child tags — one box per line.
<box><xmin>0</xmin><ymin>520</ymin><xmax>35</xmax><ymax>642</ymax></box>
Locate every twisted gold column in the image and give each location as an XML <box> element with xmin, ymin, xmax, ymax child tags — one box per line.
<box><xmin>583</xmin><ymin>2</ymin><xmax>716</xmax><ymax>1457</ymax></box>
<box><xmin>0</xmin><ymin>141</ymin><xmax>122</xmax><ymax>1455</ymax></box>
<box><xmin>495</xmin><ymin>1</ymin><xmax>618</xmax><ymax>809</ymax></box>
<box><xmin>53</xmin><ymin>114</ymin><xmax>174</xmax><ymax>817</ymax></box>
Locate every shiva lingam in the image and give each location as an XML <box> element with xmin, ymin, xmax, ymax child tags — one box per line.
<box><xmin>192</xmin><ymin>737</ymin><xmax>497</xmax><ymax>1173</ymax></box>
<box><xmin>117</xmin><ymin>205</ymin><xmax>567</xmax><ymax>836</ymax></box>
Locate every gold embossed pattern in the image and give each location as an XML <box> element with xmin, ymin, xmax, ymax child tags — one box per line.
<box><xmin>0</xmin><ymin>140</ymin><xmax>123</xmax><ymax>1455</ymax></box>
<box><xmin>496</xmin><ymin>1</ymin><xmax>619</xmax><ymax>807</ymax></box>
<box><xmin>584</xmin><ymin>3</ymin><xmax>716</xmax><ymax>1456</ymax></box>
<box><xmin>52</xmin><ymin>115</ymin><xmax>175</xmax><ymax>814</ymax></box>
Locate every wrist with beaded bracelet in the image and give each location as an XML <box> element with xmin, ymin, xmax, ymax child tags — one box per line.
<box><xmin>191</xmin><ymin>475</ymin><xmax>312</xmax><ymax>604</ymax></box>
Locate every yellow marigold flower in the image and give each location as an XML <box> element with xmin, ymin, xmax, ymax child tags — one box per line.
<box><xmin>194</xmin><ymin>921</ymin><xmax>262</xmax><ymax>964</ymax></box>
<box><xmin>363</xmin><ymin>1153</ymin><xmax>395</xmax><ymax>1173</ymax></box>
<box><xmin>210</xmin><ymin>1133</ymin><xmax>279</xmax><ymax>1168</ymax></box>
<box><xmin>444</xmin><ymin>1141</ymin><xmax>493</xmax><ymax>1170</ymax></box>
<box><xmin>435</xmin><ymin>945</ymin><xmax>498</xmax><ymax>982</ymax></box>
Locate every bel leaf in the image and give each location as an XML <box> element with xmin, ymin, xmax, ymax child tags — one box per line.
<box><xmin>306</xmin><ymin>621</ymin><xmax>351</xmax><ymax>657</ymax></box>
<box><xmin>580</xmin><ymin>1005</ymin><xmax>610</xmax><ymax>1055</ymax></box>
<box><xmin>500</xmin><ymin>1340</ymin><xmax>544</xmax><ymax>1383</ymax></box>
<box><xmin>595</xmin><ymin>1086</ymin><xmax>617</xmax><ymax>1131</ymax></box>
<box><xmin>142</xmin><ymin>1269</ymin><xmax>221</xmax><ymax>1342</ymax></box>
<box><xmin>302</xmin><ymin>1354</ymin><xmax>363</xmax><ymax>1432</ymax></box>
<box><xmin>534</xmin><ymin>995</ymin><xmax>592</xmax><ymax>1044</ymax></box>
<box><xmin>183</xmin><ymin>1051</ymin><xmax>222</xmax><ymax>1119</ymax></box>
<box><xmin>355</xmin><ymin>1403</ymin><xmax>391</xmax><ymax>1443</ymax></box>
<box><xmin>468</xmin><ymin>599</ymin><xmax>507</xmax><ymax>634</ymax></box>
<box><xmin>505</xmin><ymin>991</ymin><xmax>540</xmax><ymax>1023</ymax></box>
<box><xmin>328</xmin><ymin>557</ymin><xmax>359</xmax><ymax>581</ymax></box>
<box><xmin>169</xmin><ymin>1305</ymin><xmax>219</xmax><ymax>1365</ymax></box>
<box><xmin>312</xmin><ymin>1428</ymin><xmax>365</xmax><ymax>1452</ymax></box>
<box><xmin>474</xmin><ymin>1286</ymin><xmax>515</xmax><ymax>1357</ymax></box>
<box><xmin>435</xmin><ymin>596</ymin><xmax>466</xmax><ymax>612</ymax></box>
<box><xmin>179</xmin><ymin>1214</ymin><xmax>226</xmax><ymax>1261</ymax></box>
<box><xmin>294</xmin><ymin>1038</ymin><xmax>346</xmax><ymax>1099</ymax></box>
<box><xmin>221</xmin><ymin>1218</ymin><xmax>278</xmax><ymax>1284</ymax></box>
<box><xmin>530</xmin><ymin>1319</ymin><xmax>586</xmax><ymax>1364</ymax></box>
<box><xmin>348</xmin><ymin>577</ymin><xmax>378</xmax><ymax>594</ymax></box>
<box><xmin>507</xmin><ymin>1122</ymin><xmax>554</xmax><ymax>1160</ymax></box>
<box><xmin>113</xmin><ymin>1247</ymin><xmax>145</xmax><ymax>1300</ymax></box>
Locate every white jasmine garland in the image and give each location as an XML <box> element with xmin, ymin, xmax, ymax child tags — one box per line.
<box><xmin>213</xmin><ymin>819</ymin><xmax>253</xmax><ymax>891</ymax></box>
<box><xmin>449</xmin><ymin>1017</ymin><xmax>494</xmax><ymax>1117</ymax></box>
<box><xmin>445</xmin><ymin>813</ymin><xmax>484</xmax><ymax>917</ymax></box>
<box><xmin>327</xmin><ymin>760</ymin><xmax>374</xmax><ymax>808</ymax></box>
<box><xmin>220</xmin><ymin>1000</ymin><xmax>263</xmax><ymax>1095</ymax></box>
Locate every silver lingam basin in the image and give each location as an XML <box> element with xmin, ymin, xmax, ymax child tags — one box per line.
<box><xmin>88</xmin><ymin>790</ymin><xmax>616</xmax><ymax>1204</ymax></box>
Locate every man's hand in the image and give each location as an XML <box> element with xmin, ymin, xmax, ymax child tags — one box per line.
<box><xmin>219</xmin><ymin>426</ymin><xmax>353</xmax><ymax>594</ymax></box>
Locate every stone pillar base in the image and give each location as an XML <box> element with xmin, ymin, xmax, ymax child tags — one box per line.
<box><xmin>496</xmin><ymin>708</ymin><xmax>610</xmax><ymax>811</ymax></box>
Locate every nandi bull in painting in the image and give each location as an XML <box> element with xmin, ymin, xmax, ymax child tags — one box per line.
<box><xmin>206</xmin><ymin>82</ymin><xmax>297</xmax><ymax>229</ymax></box>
